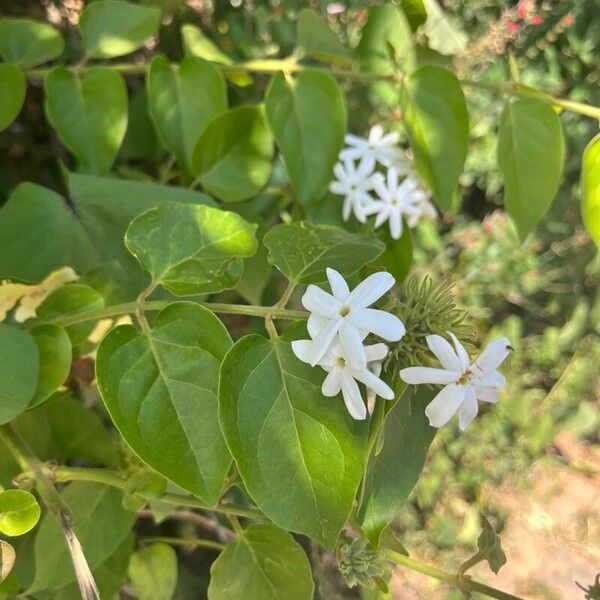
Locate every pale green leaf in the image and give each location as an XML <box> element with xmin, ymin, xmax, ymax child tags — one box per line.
<box><xmin>147</xmin><ymin>55</ymin><xmax>227</xmax><ymax>172</ymax></box>
<box><xmin>581</xmin><ymin>133</ymin><xmax>600</xmax><ymax>247</ymax></box>
<box><xmin>128</xmin><ymin>543</ymin><xmax>177</xmax><ymax>600</ymax></box>
<box><xmin>125</xmin><ymin>202</ymin><xmax>257</xmax><ymax>295</ymax></box>
<box><xmin>0</xmin><ymin>64</ymin><xmax>25</xmax><ymax>132</ymax></box>
<box><xmin>401</xmin><ymin>65</ymin><xmax>468</xmax><ymax>210</ymax></box>
<box><xmin>96</xmin><ymin>302</ymin><xmax>233</xmax><ymax>504</ymax></box>
<box><xmin>265</xmin><ymin>70</ymin><xmax>346</xmax><ymax>204</ymax></box>
<box><xmin>0</xmin><ymin>324</ymin><xmax>39</xmax><ymax>425</ymax></box>
<box><xmin>44</xmin><ymin>67</ymin><xmax>128</xmax><ymax>175</ymax></box>
<box><xmin>297</xmin><ymin>9</ymin><xmax>352</xmax><ymax>65</ymax></box>
<box><xmin>191</xmin><ymin>106</ymin><xmax>273</xmax><ymax>202</ymax></box>
<box><xmin>0</xmin><ymin>19</ymin><xmax>64</xmax><ymax>68</ymax></box>
<box><xmin>263</xmin><ymin>221</ymin><xmax>384</xmax><ymax>285</ymax></box>
<box><xmin>0</xmin><ymin>490</ymin><xmax>41</xmax><ymax>537</ymax></box>
<box><xmin>498</xmin><ymin>98</ymin><xmax>564</xmax><ymax>240</ymax></box>
<box><xmin>422</xmin><ymin>0</ymin><xmax>467</xmax><ymax>55</ymax></box>
<box><xmin>219</xmin><ymin>329</ymin><xmax>369</xmax><ymax>548</ymax></box>
<box><xmin>79</xmin><ymin>0</ymin><xmax>161</xmax><ymax>59</ymax></box>
<box><xmin>208</xmin><ymin>524</ymin><xmax>314</xmax><ymax>600</ymax></box>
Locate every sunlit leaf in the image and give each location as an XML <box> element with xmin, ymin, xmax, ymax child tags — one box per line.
<box><xmin>581</xmin><ymin>133</ymin><xmax>600</xmax><ymax>248</ymax></box>
<box><xmin>296</xmin><ymin>9</ymin><xmax>352</xmax><ymax>65</ymax></box>
<box><xmin>0</xmin><ymin>18</ymin><xmax>64</xmax><ymax>68</ymax></box>
<box><xmin>128</xmin><ymin>543</ymin><xmax>177</xmax><ymax>600</ymax></box>
<box><xmin>0</xmin><ymin>490</ymin><xmax>41</xmax><ymax>537</ymax></box>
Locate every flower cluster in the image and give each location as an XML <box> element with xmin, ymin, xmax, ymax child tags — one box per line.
<box><xmin>330</xmin><ymin>125</ymin><xmax>436</xmax><ymax>239</ymax></box>
<box><xmin>292</xmin><ymin>268</ymin><xmax>405</xmax><ymax>420</ymax></box>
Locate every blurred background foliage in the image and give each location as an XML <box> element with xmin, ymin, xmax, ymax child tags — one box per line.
<box><xmin>0</xmin><ymin>0</ymin><xmax>598</xmax><ymax>598</ymax></box>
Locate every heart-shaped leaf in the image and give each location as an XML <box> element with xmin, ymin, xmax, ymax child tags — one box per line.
<box><xmin>0</xmin><ymin>63</ymin><xmax>25</xmax><ymax>132</ymax></box>
<box><xmin>0</xmin><ymin>18</ymin><xmax>64</xmax><ymax>68</ymax></box>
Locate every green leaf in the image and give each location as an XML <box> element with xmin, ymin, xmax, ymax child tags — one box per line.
<box><xmin>265</xmin><ymin>70</ymin><xmax>346</xmax><ymax>204</ymax></box>
<box><xmin>125</xmin><ymin>202</ymin><xmax>257</xmax><ymax>295</ymax></box>
<box><xmin>297</xmin><ymin>9</ymin><xmax>352</xmax><ymax>65</ymax></box>
<box><xmin>580</xmin><ymin>133</ymin><xmax>600</xmax><ymax>247</ymax></box>
<box><xmin>219</xmin><ymin>331</ymin><xmax>368</xmax><ymax>548</ymax></box>
<box><xmin>147</xmin><ymin>55</ymin><xmax>227</xmax><ymax>172</ymax></box>
<box><xmin>0</xmin><ymin>19</ymin><xmax>64</xmax><ymax>68</ymax></box>
<box><xmin>498</xmin><ymin>98</ymin><xmax>564</xmax><ymax>240</ymax></box>
<box><xmin>29</xmin><ymin>482</ymin><xmax>135</xmax><ymax>593</ymax></box>
<box><xmin>0</xmin><ymin>490</ymin><xmax>41</xmax><ymax>537</ymax></box>
<box><xmin>0</xmin><ymin>64</ymin><xmax>25</xmax><ymax>132</ymax></box>
<box><xmin>401</xmin><ymin>65</ymin><xmax>468</xmax><ymax>210</ymax></box>
<box><xmin>375</xmin><ymin>222</ymin><xmax>413</xmax><ymax>284</ymax></box>
<box><xmin>128</xmin><ymin>543</ymin><xmax>177</xmax><ymax>600</ymax></box>
<box><xmin>475</xmin><ymin>517</ymin><xmax>507</xmax><ymax>575</ymax></box>
<box><xmin>400</xmin><ymin>0</ymin><xmax>427</xmax><ymax>31</ymax></box>
<box><xmin>208</xmin><ymin>524</ymin><xmax>314</xmax><ymax>600</ymax></box>
<box><xmin>263</xmin><ymin>222</ymin><xmax>384</xmax><ymax>286</ymax></box>
<box><xmin>358</xmin><ymin>4</ymin><xmax>415</xmax><ymax>104</ymax></box>
<box><xmin>97</xmin><ymin>302</ymin><xmax>233</xmax><ymax>504</ymax></box>
<box><xmin>0</xmin><ymin>324</ymin><xmax>39</xmax><ymax>425</ymax></box>
<box><xmin>29</xmin><ymin>324</ymin><xmax>72</xmax><ymax>408</ymax></box>
<box><xmin>422</xmin><ymin>0</ymin><xmax>467</xmax><ymax>55</ymax></box>
<box><xmin>0</xmin><ymin>541</ymin><xmax>15</xmax><ymax>583</ymax></box>
<box><xmin>37</xmin><ymin>283</ymin><xmax>104</xmax><ymax>347</ymax></box>
<box><xmin>357</xmin><ymin>387</ymin><xmax>436</xmax><ymax>546</ymax></box>
<box><xmin>120</xmin><ymin>88</ymin><xmax>164</xmax><ymax>160</ymax></box>
<box><xmin>79</xmin><ymin>0</ymin><xmax>161</xmax><ymax>59</ymax></box>
<box><xmin>44</xmin><ymin>67</ymin><xmax>128</xmax><ymax>175</ymax></box>
<box><xmin>191</xmin><ymin>106</ymin><xmax>273</xmax><ymax>202</ymax></box>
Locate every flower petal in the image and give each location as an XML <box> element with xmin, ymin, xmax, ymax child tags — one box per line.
<box><xmin>348</xmin><ymin>308</ymin><xmax>405</xmax><ymax>341</ymax></box>
<box><xmin>353</xmin><ymin>368</ymin><xmax>394</xmax><ymax>400</ymax></box>
<box><xmin>308</xmin><ymin>317</ymin><xmax>340</xmax><ymax>366</ymax></box>
<box><xmin>291</xmin><ymin>339</ymin><xmax>312</xmax><ymax>364</ymax></box>
<box><xmin>339</xmin><ymin>320</ymin><xmax>366</xmax><ymax>371</ymax></box>
<box><xmin>302</xmin><ymin>285</ymin><xmax>338</xmax><ymax>316</ymax></box>
<box><xmin>365</xmin><ymin>342</ymin><xmax>388</xmax><ymax>362</ymax></box>
<box><xmin>448</xmin><ymin>332</ymin><xmax>470</xmax><ymax>371</ymax></box>
<box><xmin>474</xmin><ymin>370</ymin><xmax>505</xmax><ymax>388</ymax></box>
<box><xmin>426</xmin><ymin>334</ymin><xmax>462</xmax><ymax>372</ymax></box>
<box><xmin>307</xmin><ymin>313</ymin><xmax>328</xmax><ymax>339</ymax></box>
<box><xmin>347</xmin><ymin>271</ymin><xmax>396</xmax><ymax>308</ymax></box>
<box><xmin>322</xmin><ymin>368</ymin><xmax>342</xmax><ymax>397</ymax></box>
<box><xmin>473</xmin><ymin>337</ymin><xmax>513</xmax><ymax>372</ymax></box>
<box><xmin>473</xmin><ymin>385</ymin><xmax>500</xmax><ymax>403</ymax></box>
<box><xmin>458</xmin><ymin>387</ymin><xmax>479</xmax><ymax>431</ymax></box>
<box><xmin>424</xmin><ymin>384</ymin><xmax>465</xmax><ymax>428</ymax></box>
<box><xmin>400</xmin><ymin>367</ymin><xmax>458</xmax><ymax>385</ymax></box>
<box><xmin>326</xmin><ymin>267</ymin><xmax>350</xmax><ymax>301</ymax></box>
<box><xmin>389</xmin><ymin>208</ymin><xmax>402</xmax><ymax>240</ymax></box>
<box><xmin>356</xmin><ymin>155</ymin><xmax>375</xmax><ymax>178</ymax></box>
<box><xmin>341</xmin><ymin>372</ymin><xmax>367</xmax><ymax>420</ymax></box>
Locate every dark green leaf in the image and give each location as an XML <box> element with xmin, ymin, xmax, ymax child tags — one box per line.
<box><xmin>29</xmin><ymin>324</ymin><xmax>72</xmax><ymax>408</ymax></box>
<box><xmin>97</xmin><ymin>302</ymin><xmax>233</xmax><ymax>504</ymax></box>
<box><xmin>128</xmin><ymin>543</ymin><xmax>177</xmax><ymax>600</ymax></box>
<box><xmin>400</xmin><ymin>0</ymin><xmax>427</xmax><ymax>31</ymax></box>
<box><xmin>219</xmin><ymin>331</ymin><xmax>368</xmax><ymax>548</ymax></box>
<box><xmin>0</xmin><ymin>490</ymin><xmax>41</xmax><ymax>537</ymax></box>
<box><xmin>0</xmin><ymin>324</ymin><xmax>39</xmax><ymax>425</ymax></box>
<box><xmin>125</xmin><ymin>202</ymin><xmax>257</xmax><ymax>295</ymax></box>
<box><xmin>0</xmin><ymin>19</ymin><xmax>64</xmax><ymax>68</ymax></box>
<box><xmin>208</xmin><ymin>524</ymin><xmax>314</xmax><ymax>600</ymax></box>
<box><xmin>263</xmin><ymin>222</ymin><xmax>384</xmax><ymax>285</ymax></box>
<box><xmin>265</xmin><ymin>70</ymin><xmax>346</xmax><ymax>204</ymax></box>
<box><xmin>120</xmin><ymin>88</ymin><xmax>164</xmax><ymax>160</ymax></box>
<box><xmin>498</xmin><ymin>98</ymin><xmax>564</xmax><ymax>240</ymax></box>
<box><xmin>581</xmin><ymin>133</ymin><xmax>600</xmax><ymax>247</ymax></box>
<box><xmin>44</xmin><ymin>67</ymin><xmax>128</xmax><ymax>175</ymax></box>
<box><xmin>147</xmin><ymin>55</ymin><xmax>227</xmax><ymax>172</ymax></box>
<box><xmin>297</xmin><ymin>9</ymin><xmax>352</xmax><ymax>65</ymax></box>
<box><xmin>476</xmin><ymin>517</ymin><xmax>507</xmax><ymax>575</ymax></box>
<box><xmin>191</xmin><ymin>106</ymin><xmax>273</xmax><ymax>202</ymax></box>
<box><xmin>401</xmin><ymin>65</ymin><xmax>468</xmax><ymax>210</ymax></box>
<box><xmin>79</xmin><ymin>0</ymin><xmax>161</xmax><ymax>59</ymax></box>
<box><xmin>375</xmin><ymin>222</ymin><xmax>413</xmax><ymax>284</ymax></box>
<box><xmin>0</xmin><ymin>64</ymin><xmax>25</xmax><ymax>132</ymax></box>
<box><xmin>357</xmin><ymin>387</ymin><xmax>436</xmax><ymax>546</ymax></box>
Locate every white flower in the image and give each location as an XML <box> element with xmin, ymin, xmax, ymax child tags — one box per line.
<box><xmin>339</xmin><ymin>125</ymin><xmax>404</xmax><ymax>172</ymax></box>
<box><xmin>329</xmin><ymin>158</ymin><xmax>378</xmax><ymax>222</ymax></box>
<box><xmin>363</xmin><ymin>170</ymin><xmax>425</xmax><ymax>240</ymax></box>
<box><xmin>301</xmin><ymin>268</ymin><xmax>405</xmax><ymax>371</ymax></box>
<box><xmin>292</xmin><ymin>337</ymin><xmax>393</xmax><ymax>420</ymax></box>
<box><xmin>405</xmin><ymin>186</ymin><xmax>437</xmax><ymax>229</ymax></box>
<box><xmin>400</xmin><ymin>334</ymin><xmax>513</xmax><ymax>431</ymax></box>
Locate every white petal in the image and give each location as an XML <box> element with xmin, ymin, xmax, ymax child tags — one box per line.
<box><xmin>329</xmin><ymin>181</ymin><xmax>347</xmax><ymax>195</ymax></box>
<box><xmin>356</xmin><ymin>155</ymin><xmax>375</xmax><ymax>178</ymax></box>
<box><xmin>339</xmin><ymin>147</ymin><xmax>364</xmax><ymax>162</ymax></box>
<box><xmin>342</xmin><ymin>196</ymin><xmax>352</xmax><ymax>221</ymax></box>
<box><xmin>353</xmin><ymin>368</ymin><xmax>394</xmax><ymax>400</ymax></box>
<box><xmin>344</xmin><ymin>133</ymin><xmax>366</xmax><ymax>147</ymax></box>
<box><xmin>473</xmin><ymin>385</ymin><xmax>500</xmax><ymax>403</ymax></box>
<box><xmin>347</xmin><ymin>271</ymin><xmax>396</xmax><ymax>308</ymax></box>
<box><xmin>389</xmin><ymin>209</ymin><xmax>403</xmax><ymax>240</ymax></box>
<box><xmin>365</xmin><ymin>343</ymin><xmax>388</xmax><ymax>363</ymax></box>
<box><xmin>333</xmin><ymin>162</ymin><xmax>347</xmax><ymax>181</ymax></box>
<box><xmin>424</xmin><ymin>384</ymin><xmax>465</xmax><ymax>428</ymax></box>
<box><xmin>387</xmin><ymin>167</ymin><xmax>399</xmax><ymax>193</ymax></box>
<box><xmin>426</xmin><ymin>335</ymin><xmax>462</xmax><ymax>372</ymax></box>
<box><xmin>308</xmin><ymin>318</ymin><xmax>340</xmax><ymax>366</ymax></box>
<box><xmin>341</xmin><ymin>372</ymin><xmax>367</xmax><ymax>420</ymax></box>
<box><xmin>400</xmin><ymin>367</ymin><xmax>458</xmax><ymax>385</ymax></box>
<box><xmin>458</xmin><ymin>387</ymin><xmax>479</xmax><ymax>431</ymax></box>
<box><xmin>362</xmin><ymin>200</ymin><xmax>383</xmax><ymax>217</ymax></box>
<box><xmin>473</xmin><ymin>337</ymin><xmax>513</xmax><ymax>373</ymax></box>
<box><xmin>326</xmin><ymin>268</ymin><xmax>350</xmax><ymax>301</ymax></box>
<box><xmin>302</xmin><ymin>285</ymin><xmax>338</xmax><ymax>317</ymax></box>
<box><xmin>373</xmin><ymin>207</ymin><xmax>390</xmax><ymax>229</ymax></box>
<box><xmin>307</xmin><ymin>313</ymin><xmax>328</xmax><ymax>339</ymax></box>
<box><xmin>291</xmin><ymin>340</ymin><xmax>312</xmax><ymax>364</ymax></box>
<box><xmin>322</xmin><ymin>368</ymin><xmax>342</xmax><ymax>397</ymax></box>
<box><xmin>347</xmin><ymin>308</ymin><xmax>405</xmax><ymax>341</ymax></box>
<box><xmin>474</xmin><ymin>370</ymin><xmax>505</xmax><ymax>388</ymax></box>
<box><xmin>339</xmin><ymin>320</ymin><xmax>366</xmax><ymax>371</ymax></box>
<box><xmin>448</xmin><ymin>332</ymin><xmax>470</xmax><ymax>371</ymax></box>
<box><xmin>369</xmin><ymin>124</ymin><xmax>384</xmax><ymax>143</ymax></box>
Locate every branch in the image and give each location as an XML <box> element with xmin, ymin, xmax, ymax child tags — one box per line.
<box><xmin>138</xmin><ymin>535</ymin><xmax>225</xmax><ymax>552</ymax></box>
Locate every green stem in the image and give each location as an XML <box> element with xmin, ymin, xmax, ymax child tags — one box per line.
<box><xmin>383</xmin><ymin>549</ymin><xmax>524</xmax><ymax>600</ymax></box>
<box><xmin>45</xmin><ymin>466</ymin><xmax>265</xmax><ymax>521</ymax></box>
<box><xmin>139</xmin><ymin>535</ymin><xmax>225</xmax><ymax>552</ymax></box>
<box><xmin>54</xmin><ymin>300</ymin><xmax>307</xmax><ymax>328</ymax></box>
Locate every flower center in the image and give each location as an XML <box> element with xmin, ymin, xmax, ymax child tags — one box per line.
<box><xmin>336</xmin><ymin>356</ymin><xmax>346</xmax><ymax>368</ymax></box>
<box><xmin>458</xmin><ymin>370</ymin><xmax>472</xmax><ymax>385</ymax></box>
<box><xmin>339</xmin><ymin>305</ymin><xmax>351</xmax><ymax>317</ymax></box>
